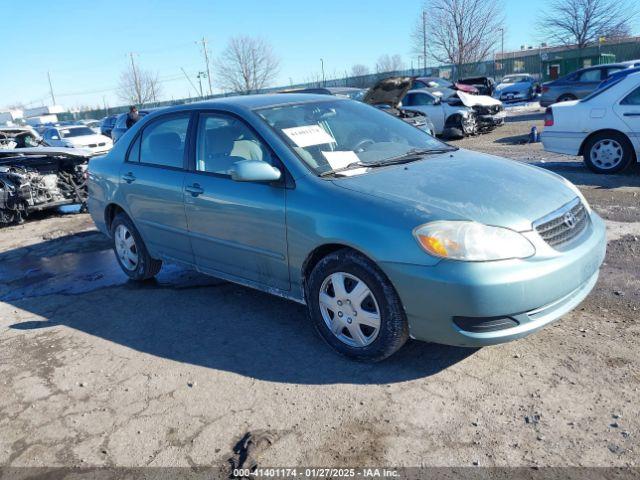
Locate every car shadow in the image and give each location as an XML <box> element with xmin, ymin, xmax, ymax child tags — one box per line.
<box><xmin>2</xmin><ymin>232</ymin><xmax>476</xmax><ymax>385</ymax></box>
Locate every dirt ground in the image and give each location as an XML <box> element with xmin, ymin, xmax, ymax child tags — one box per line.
<box><xmin>1</xmin><ymin>108</ymin><xmax>639</xmax><ymax>472</ymax></box>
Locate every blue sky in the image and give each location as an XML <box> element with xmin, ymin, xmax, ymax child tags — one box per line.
<box><xmin>1</xmin><ymin>0</ymin><xmax>637</xmax><ymax>110</ymax></box>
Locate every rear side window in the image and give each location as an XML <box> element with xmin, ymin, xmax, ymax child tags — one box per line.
<box><xmin>139</xmin><ymin>114</ymin><xmax>190</xmax><ymax>169</ymax></box>
<box><xmin>578</xmin><ymin>69</ymin><xmax>601</xmax><ymax>82</ymax></box>
<box><xmin>621</xmin><ymin>86</ymin><xmax>640</xmax><ymax>105</ymax></box>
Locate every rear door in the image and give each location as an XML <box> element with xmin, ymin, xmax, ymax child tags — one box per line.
<box><xmin>402</xmin><ymin>92</ymin><xmax>445</xmax><ymax>134</ymax></box>
<box><xmin>119</xmin><ymin>112</ymin><xmax>195</xmax><ymax>265</ymax></box>
<box><xmin>182</xmin><ymin>111</ymin><xmax>289</xmax><ymax>290</ymax></box>
<box><xmin>613</xmin><ymin>84</ymin><xmax>640</xmax><ymax>153</ymax></box>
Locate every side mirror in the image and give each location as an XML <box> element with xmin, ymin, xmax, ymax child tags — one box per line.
<box><xmin>231</xmin><ymin>160</ymin><xmax>281</xmax><ymax>183</ymax></box>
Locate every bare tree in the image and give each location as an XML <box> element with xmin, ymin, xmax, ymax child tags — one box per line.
<box><xmin>537</xmin><ymin>0</ymin><xmax>637</xmax><ymax>49</ymax></box>
<box><xmin>117</xmin><ymin>57</ymin><xmax>161</xmax><ymax>105</ymax></box>
<box><xmin>375</xmin><ymin>54</ymin><xmax>406</xmax><ymax>73</ymax></box>
<box><xmin>351</xmin><ymin>64</ymin><xmax>370</xmax><ymax>77</ymax></box>
<box><xmin>411</xmin><ymin>0</ymin><xmax>504</xmax><ymax>78</ymax></box>
<box><xmin>216</xmin><ymin>36</ymin><xmax>280</xmax><ymax>94</ymax></box>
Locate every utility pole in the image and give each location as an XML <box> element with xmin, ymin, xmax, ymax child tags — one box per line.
<box><xmin>196</xmin><ymin>71</ymin><xmax>206</xmax><ymax>98</ymax></box>
<box><xmin>422</xmin><ymin>10</ymin><xmax>428</xmax><ymax>76</ymax></box>
<box><xmin>47</xmin><ymin>71</ymin><xmax>56</xmax><ymax>105</ymax></box>
<box><xmin>320</xmin><ymin>58</ymin><xmax>325</xmax><ymax>87</ymax></box>
<box><xmin>197</xmin><ymin>37</ymin><xmax>213</xmax><ymax>96</ymax></box>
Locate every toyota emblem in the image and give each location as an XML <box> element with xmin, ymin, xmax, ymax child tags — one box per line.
<box><xmin>563</xmin><ymin>211</ymin><xmax>577</xmax><ymax>228</ymax></box>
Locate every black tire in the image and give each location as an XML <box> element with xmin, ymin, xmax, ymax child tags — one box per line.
<box><xmin>582</xmin><ymin>131</ymin><xmax>635</xmax><ymax>174</ymax></box>
<box><xmin>557</xmin><ymin>94</ymin><xmax>577</xmax><ymax>103</ymax></box>
<box><xmin>110</xmin><ymin>212</ymin><xmax>162</xmax><ymax>280</ymax></box>
<box><xmin>306</xmin><ymin>249</ymin><xmax>409</xmax><ymax>362</ymax></box>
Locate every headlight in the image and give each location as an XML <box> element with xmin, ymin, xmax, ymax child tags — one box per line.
<box><xmin>561</xmin><ymin>178</ymin><xmax>591</xmax><ymax>214</ymax></box>
<box><xmin>413</xmin><ymin>221</ymin><xmax>535</xmax><ymax>261</ymax></box>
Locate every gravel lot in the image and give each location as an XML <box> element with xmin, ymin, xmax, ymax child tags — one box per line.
<box><xmin>1</xmin><ymin>107</ymin><xmax>639</xmax><ymax>471</ymax></box>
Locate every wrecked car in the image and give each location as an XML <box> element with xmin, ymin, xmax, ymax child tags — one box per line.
<box><xmin>0</xmin><ymin>147</ymin><xmax>89</xmax><ymax>225</ymax></box>
<box><xmin>458</xmin><ymin>76</ymin><xmax>496</xmax><ymax>96</ymax></box>
<box><xmin>412</xmin><ymin>76</ymin><xmax>479</xmax><ymax>96</ymax></box>
<box><xmin>448</xmin><ymin>91</ymin><xmax>506</xmax><ymax>133</ymax></box>
<box><xmin>362</xmin><ymin>77</ymin><xmax>439</xmax><ymax>136</ymax></box>
<box><xmin>0</xmin><ymin>126</ymin><xmax>42</xmax><ymax>149</ymax></box>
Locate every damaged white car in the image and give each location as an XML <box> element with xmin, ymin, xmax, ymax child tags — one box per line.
<box><xmin>0</xmin><ymin>147</ymin><xmax>90</xmax><ymax>225</ymax></box>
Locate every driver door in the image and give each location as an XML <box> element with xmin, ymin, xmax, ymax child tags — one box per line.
<box><xmin>183</xmin><ymin>111</ymin><xmax>290</xmax><ymax>291</ymax></box>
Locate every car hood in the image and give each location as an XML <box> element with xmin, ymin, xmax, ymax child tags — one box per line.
<box><xmin>363</xmin><ymin>77</ymin><xmax>413</xmax><ymax>108</ymax></box>
<box><xmin>456</xmin><ymin>91</ymin><xmax>502</xmax><ymax>107</ymax></box>
<box><xmin>332</xmin><ymin>149</ymin><xmax>576</xmax><ymax>231</ymax></box>
<box><xmin>67</xmin><ymin>134</ymin><xmax>111</xmax><ymax>146</ymax></box>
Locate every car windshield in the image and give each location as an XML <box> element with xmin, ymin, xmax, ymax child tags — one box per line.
<box><xmin>502</xmin><ymin>76</ymin><xmax>528</xmax><ymax>83</ymax></box>
<box><xmin>59</xmin><ymin>127</ymin><xmax>95</xmax><ymax>137</ymax></box>
<box><xmin>256</xmin><ymin>99</ymin><xmax>453</xmax><ymax>176</ymax></box>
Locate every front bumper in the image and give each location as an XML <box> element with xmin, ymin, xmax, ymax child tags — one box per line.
<box><xmin>477</xmin><ymin>111</ymin><xmax>506</xmax><ymax>130</ymax></box>
<box><xmin>380</xmin><ymin>212</ymin><xmax>606</xmax><ymax>347</ymax></box>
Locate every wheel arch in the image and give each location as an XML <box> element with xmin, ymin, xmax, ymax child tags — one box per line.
<box><xmin>578</xmin><ymin>129</ymin><xmax>637</xmax><ymax>162</ymax></box>
<box><xmin>104</xmin><ymin>202</ymin><xmax>130</xmax><ymax>234</ymax></box>
<box><xmin>301</xmin><ymin>243</ymin><xmax>382</xmax><ymax>300</ymax></box>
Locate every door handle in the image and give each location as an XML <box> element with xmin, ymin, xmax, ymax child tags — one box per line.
<box><xmin>122</xmin><ymin>172</ymin><xmax>136</xmax><ymax>183</ymax></box>
<box><xmin>623</xmin><ymin>112</ymin><xmax>640</xmax><ymax>117</ymax></box>
<box><xmin>185</xmin><ymin>183</ymin><xmax>204</xmax><ymax>197</ymax></box>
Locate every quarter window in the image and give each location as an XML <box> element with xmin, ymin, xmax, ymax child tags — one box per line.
<box><xmin>621</xmin><ymin>86</ymin><xmax>640</xmax><ymax>105</ymax></box>
<box><xmin>195</xmin><ymin>113</ymin><xmax>269</xmax><ymax>175</ymax></box>
<box><xmin>139</xmin><ymin>114</ymin><xmax>190</xmax><ymax>169</ymax></box>
<box><xmin>578</xmin><ymin>69</ymin><xmax>601</xmax><ymax>82</ymax></box>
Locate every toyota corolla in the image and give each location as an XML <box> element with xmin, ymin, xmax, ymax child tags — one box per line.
<box><xmin>87</xmin><ymin>94</ymin><xmax>606</xmax><ymax>361</ymax></box>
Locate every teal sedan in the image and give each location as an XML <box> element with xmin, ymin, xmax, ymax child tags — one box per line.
<box><xmin>87</xmin><ymin>94</ymin><xmax>606</xmax><ymax>361</ymax></box>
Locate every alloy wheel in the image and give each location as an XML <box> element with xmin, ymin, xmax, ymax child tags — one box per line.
<box><xmin>318</xmin><ymin>272</ymin><xmax>381</xmax><ymax>348</ymax></box>
<box><xmin>590</xmin><ymin>139</ymin><xmax>623</xmax><ymax>170</ymax></box>
<box><xmin>114</xmin><ymin>224</ymin><xmax>139</xmax><ymax>271</ymax></box>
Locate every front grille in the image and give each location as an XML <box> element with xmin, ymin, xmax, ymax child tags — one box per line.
<box><xmin>88</xmin><ymin>143</ymin><xmax>97</xmax><ymax>148</ymax></box>
<box><xmin>534</xmin><ymin>199</ymin><xmax>589</xmax><ymax>248</ymax></box>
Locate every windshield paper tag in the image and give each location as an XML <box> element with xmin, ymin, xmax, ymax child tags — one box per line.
<box><xmin>321</xmin><ymin>151</ymin><xmax>360</xmax><ymax>170</ymax></box>
<box><xmin>282</xmin><ymin>125</ymin><xmax>335</xmax><ymax>148</ymax></box>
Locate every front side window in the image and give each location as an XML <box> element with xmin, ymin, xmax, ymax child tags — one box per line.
<box><xmin>195</xmin><ymin>113</ymin><xmax>270</xmax><ymax>175</ymax></box>
<box><xmin>403</xmin><ymin>93</ymin><xmax>435</xmax><ymax>106</ymax></box>
<box><xmin>139</xmin><ymin>114</ymin><xmax>190</xmax><ymax>169</ymax></box>
<box><xmin>256</xmin><ymin>99</ymin><xmax>451</xmax><ymax>176</ymax></box>
<box><xmin>621</xmin><ymin>86</ymin><xmax>640</xmax><ymax>105</ymax></box>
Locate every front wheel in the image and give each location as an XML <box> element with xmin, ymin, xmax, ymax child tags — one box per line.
<box><xmin>111</xmin><ymin>212</ymin><xmax>162</xmax><ymax>280</ymax></box>
<box><xmin>583</xmin><ymin>132</ymin><xmax>635</xmax><ymax>174</ymax></box>
<box><xmin>306</xmin><ymin>249</ymin><xmax>409</xmax><ymax>362</ymax></box>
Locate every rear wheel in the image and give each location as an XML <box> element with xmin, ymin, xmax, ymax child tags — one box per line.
<box><xmin>306</xmin><ymin>249</ymin><xmax>409</xmax><ymax>362</ymax></box>
<box><xmin>583</xmin><ymin>132</ymin><xmax>634</xmax><ymax>174</ymax></box>
<box><xmin>111</xmin><ymin>212</ymin><xmax>162</xmax><ymax>280</ymax></box>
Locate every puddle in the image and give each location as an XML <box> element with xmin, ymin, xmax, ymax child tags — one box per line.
<box><xmin>0</xmin><ymin>249</ymin><xmax>222</xmax><ymax>301</ymax></box>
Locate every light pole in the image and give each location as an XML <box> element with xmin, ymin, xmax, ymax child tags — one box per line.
<box><xmin>422</xmin><ymin>10</ymin><xmax>428</xmax><ymax>76</ymax></box>
<box><xmin>320</xmin><ymin>58</ymin><xmax>326</xmax><ymax>86</ymax></box>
